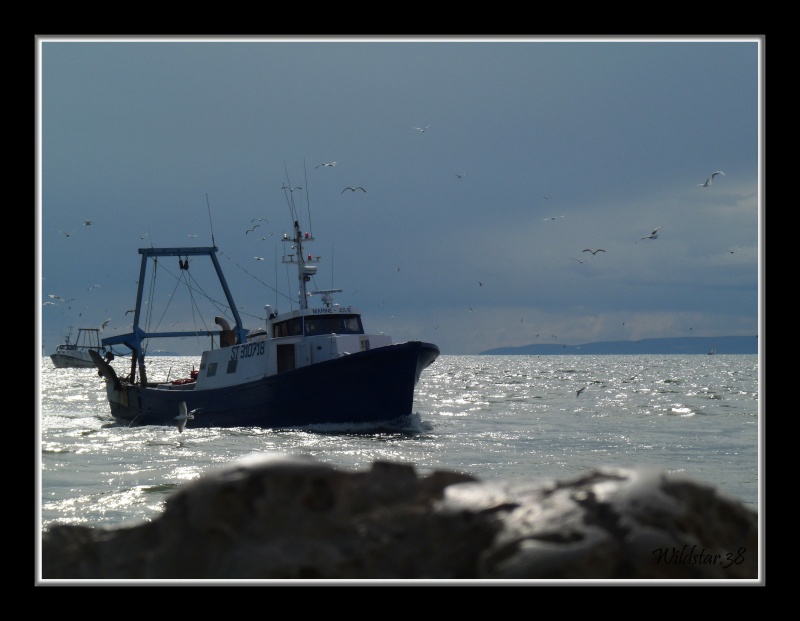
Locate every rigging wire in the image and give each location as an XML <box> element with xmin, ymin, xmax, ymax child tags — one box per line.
<box><xmin>282</xmin><ymin>161</ymin><xmax>299</xmax><ymax>224</ymax></box>
<box><xmin>217</xmin><ymin>249</ymin><xmax>291</xmax><ymax>307</ymax></box>
<box><xmin>206</xmin><ymin>193</ymin><xmax>216</xmax><ymax>247</ymax></box>
<box><xmin>142</xmin><ymin>254</ymin><xmax>241</xmax><ymax>352</ymax></box>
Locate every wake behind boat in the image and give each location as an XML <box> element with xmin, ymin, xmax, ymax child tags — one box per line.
<box><xmin>92</xmin><ymin>190</ymin><xmax>439</xmax><ymax>430</ymax></box>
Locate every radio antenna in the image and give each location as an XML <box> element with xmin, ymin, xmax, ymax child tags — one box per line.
<box><xmin>205</xmin><ymin>193</ymin><xmax>216</xmax><ymax>247</ymax></box>
<box><xmin>303</xmin><ymin>159</ymin><xmax>313</xmax><ymax>237</ymax></box>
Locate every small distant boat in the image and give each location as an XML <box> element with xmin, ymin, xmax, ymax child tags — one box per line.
<box><xmin>708</xmin><ymin>341</ymin><xmax>717</xmax><ymax>355</ymax></box>
<box><xmin>50</xmin><ymin>327</ymin><xmax>107</xmax><ymax>369</ymax></box>
<box><xmin>91</xmin><ymin>187</ymin><xmax>440</xmax><ymax>430</ymax></box>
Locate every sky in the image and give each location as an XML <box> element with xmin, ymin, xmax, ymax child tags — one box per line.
<box><xmin>36</xmin><ymin>36</ymin><xmax>763</xmax><ymax>356</ymax></box>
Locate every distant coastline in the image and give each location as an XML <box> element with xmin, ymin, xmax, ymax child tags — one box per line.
<box><xmin>479</xmin><ymin>335</ymin><xmax>758</xmax><ymax>355</ymax></box>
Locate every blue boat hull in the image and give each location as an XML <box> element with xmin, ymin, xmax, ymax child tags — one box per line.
<box><xmin>104</xmin><ymin>341</ymin><xmax>439</xmax><ymax>429</ymax></box>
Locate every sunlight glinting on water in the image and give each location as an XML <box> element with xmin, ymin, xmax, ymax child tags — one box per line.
<box><xmin>39</xmin><ymin>353</ymin><xmax>759</xmax><ymax>529</ymax></box>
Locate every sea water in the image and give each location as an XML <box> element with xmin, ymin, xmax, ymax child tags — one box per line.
<box><xmin>38</xmin><ymin>354</ymin><xmax>760</xmax><ymax>531</ymax></box>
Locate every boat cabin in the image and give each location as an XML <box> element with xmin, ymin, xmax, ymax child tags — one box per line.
<box><xmin>191</xmin><ymin>306</ymin><xmax>391</xmax><ymax>390</ymax></box>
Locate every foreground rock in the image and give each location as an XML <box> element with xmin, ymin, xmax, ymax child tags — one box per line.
<box><xmin>41</xmin><ymin>456</ymin><xmax>758</xmax><ymax>580</ymax></box>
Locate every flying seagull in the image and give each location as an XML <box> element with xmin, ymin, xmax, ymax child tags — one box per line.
<box><xmin>576</xmin><ymin>386</ymin><xmax>587</xmax><ymax>397</ymax></box>
<box><xmin>699</xmin><ymin>171</ymin><xmax>725</xmax><ymax>187</ymax></box>
<box><xmin>414</xmin><ymin>126</ymin><xmax>429</xmax><ymax>132</ymax></box>
<box><xmin>59</xmin><ymin>230</ymin><xmax>71</xmax><ymax>237</ymax></box>
<box><xmin>455</xmin><ymin>173</ymin><xmax>467</xmax><ymax>178</ymax></box>
<box><xmin>582</xmin><ymin>248</ymin><xmax>606</xmax><ymax>255</ymax></box>
<box><xmin>342</xmin><ymin>187</ymin><xmax>366</xmax><ymax>193</ymax></box>
<box><xmin>282</xmin><ymin>185</ymin><xmax>302</xmax><ymax>192</ymax></box>
<box><xmin>100</xmin><ymin>318</ymin><xmax>111</xmax><ymax>330</ymax></box>
<box><xmin>315</xmin><ymin>162</ymin><xmax>336</xmax><ymax>169</ymax></box>
<box><xmin>84</xmin><ymin>219</ymin><xmax>92</xmax><ymax>226</ymax></box>
<box><xmin>175</xmin><ymin>401</ymin><xmax>195</xmax><ymax>433</ymax></box>
<box><xmin>254</xmin><ymin>256</ymin><xmax>265</xmax><ymax>261</ymax></box>
<box><xmin>246</xmin><ymin>224</ymin><xmax>261</xmax><ymax>234</ymax></box>
<box><xmin>636</xmin><ymin>227</ymin><xmax>662</xmax><ymax>244</ymax></box>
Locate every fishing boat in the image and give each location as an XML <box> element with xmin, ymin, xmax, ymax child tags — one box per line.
<box><xmin>91</xmin><ymin>206</ymin><xmax>440</xmax><ymax>430</ymax></box>
<box><xmin>50</xmin><ymin>327</ymin><xmax>107</xmax><ymax>369</ymax></box>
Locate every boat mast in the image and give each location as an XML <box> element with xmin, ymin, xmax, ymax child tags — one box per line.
<box><xmin>283</xmin><ymin>220</ymin><xmax>317</xmax><ymax>310</ymax></box>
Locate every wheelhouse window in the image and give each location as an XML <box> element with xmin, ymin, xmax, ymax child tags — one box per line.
<box><xmin>303</xmin><ymin>314</ymin><xmax>364</xmax><ymax>336</ymax></box>
<box><xmin>273</xmin><ymin>317</ymin><xmax>303</xmax><ymax>337</ymax></box>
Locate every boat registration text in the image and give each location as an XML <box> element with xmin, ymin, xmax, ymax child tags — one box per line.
<box><xmin>230</xmin><ymin>341</ymin><xmax>266</xmax><ymax>360</ymax></box>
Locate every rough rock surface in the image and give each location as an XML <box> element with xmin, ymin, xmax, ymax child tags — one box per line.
<box><xmin>40</xmin><ymin>456</ymin><xmax>759</xmax><ymax>581</ymax></box>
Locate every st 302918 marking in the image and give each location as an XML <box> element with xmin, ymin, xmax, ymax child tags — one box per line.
<box><xmin>230</xmin><ymin>341</ymin><xmax>266</xmax><ymax>360</ymax></box>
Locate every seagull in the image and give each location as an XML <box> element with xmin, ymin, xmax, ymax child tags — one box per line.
<box><xmin>315</xmin><ymin>162</ymin><xmax>336</xmax><ymax>169</ymax></box>
<box><xmin>342</xmin><ymin>187</ymin><xmax>366</xmax><ymax>193</ymax></box>
<box><xmin>582</xmin><ymin>248</ymin><xmax>606</xmax><ymax>255</ymax></box>
<box><xmin>250</xmin><ymin>217</ymin><xmax>269</xmax><ymax>223</ymax></box>
<box><xmin>570</xmin><ymin>257</ymin><xmax>585</xmax><ymax>263</ymax></box>
<box><xmin>187</xmin><ymin>234</ymin><xmax>198</xmax><ymax>238</ymax></box>
<box><xmin>139</xmin><ymin>232</ymin><xmax>149</xmax><ymax>239</ymax></box>
<box><xmin>125</xmin><ymin>309</ymin><xmax>135</xmax><ymax>315</ymax></box>
<box><xmin>246</xmin><ymin>224</ymin><xmax>261</xmax><ymax>234</ymax></box>
<box><xmin>414</xmin><ymin>126</ymin><xmax>429</xmax><ymax>132</ymax></box>
<box><xmin>175</xmin><ymin>401</ymin><xmax>195</xmax><ymax>433</ymax></box>
<box><xmin>100</xmin><ymin>318</ymin><xmax>111</xmax><ymax>330</ymax></box>
<box><xmin>84</xmin><ymin>219</ymin><xmax>92</xmax><ymax>226</ymax></box>
<box><xmin>48</xmin><ymin>294</ymin><xmax>64</xmax><ymax>300</ymax></box>
<box><xmin>59</xmin><ymin>231</ymin><xmax>71</xmax><ymax>237</ymax></box>
<box><xmin>636</xmin><ymin>227</ymin><xmax>662</xmax><ymax>244</ymax></box>
<box><xmin>282</xmin><ymin>185</ymin><xmax>302</xmax><ymax>192</ymax></box>
<box><xmin>576</xmin><ymin>387</ymin><xmax>587</xmax><ymax>397</ymax></box>
<box><xmin>455</xmin><ymin>173</ymin><xmax>467</xmax><ymax>178</ymax></box>
<box><xmin>254</xmin><ymin>257</ymin><xmax>265</xmax><ymax>261</ymax></box>
<box><xmin>699</xmin><ymin>171</ymin><xmax>725</xmax><ymax>187</ymax></box>
<box><xmin>543</xmin><ymin>215</ymin><xmax>564</xmax><ymax>221</ymax></box>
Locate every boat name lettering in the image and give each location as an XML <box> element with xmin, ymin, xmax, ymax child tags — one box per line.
<box><xmin>231</xmin><ymin>341</ymin><xmax>266</xmax><ymax>360</ymax></box>
<box><xmin>311</xmin><ymin>306</ymin><xmax>352</xmax><ymax>314</ymax></box>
